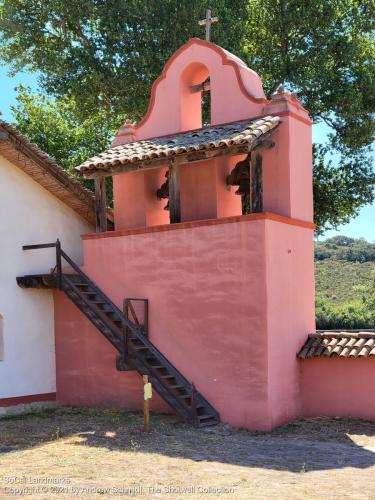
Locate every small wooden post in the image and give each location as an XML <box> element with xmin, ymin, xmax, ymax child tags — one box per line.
<box><xmin>143</xmin><ymin>299</ymin><xmax>149</xmax><ymax>337</ymax></box>
<box><xmin>143</xmin><ymin>375</ymin><xmax>151</xmax><ymax>432</ymax></box>
<box><xmin>250</xmin><ymin>153</ymin><xmax>263</xmax><ymax>213</ymax></box>
<box><xmin>168</xmin><ymin>163</ymin><xmax>181</xmax><ymax>224</ymax></box>
<box><xmin>94</xmin><ymin>176</ymin><xmax>108</xmax><ymax>233</ymax></box>
<box><xmin>55</xmin><ymin>238</ymin><xmax>62</xmax><ymax>290</ymax></box>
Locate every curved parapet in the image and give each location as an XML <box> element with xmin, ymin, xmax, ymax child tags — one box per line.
<box><xmin>122</xmin><ymin>38</ymin><xmax>268</xmax><ymax>143</ymax></box>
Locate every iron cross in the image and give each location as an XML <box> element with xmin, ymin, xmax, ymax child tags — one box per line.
<box><xmin>198</xmin><ymin>9</ymin><xmax>219</xmax><ymax>42</ymax></box>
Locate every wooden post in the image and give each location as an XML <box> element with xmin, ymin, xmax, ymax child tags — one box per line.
<box><xmin>55</xmin><ymin>238</ymin><xmax>62</xmax><ymax>290</ymax></box>
<box><xmin>94</xmin><ymin>177</ymin><xmax>108</xmax><ymax>233</ymax></box>
<box><xmin>250</xmin><ymin>153</ymin><xmax>263</xmax><ymax>213</ymax></box>
<box><xmin>143</xmin><ymin>299</ymin><xmax>149</xmax><ymax>337</ymax></box>
<box><xmin>143</xmin><ymin>375</ymin><xmax>150</xmax><ymax>432</ymax></box>
<box><xmin>168</xmin><ymin>163</ymin><xmax>181</xmax><ymax>224</ymax></box>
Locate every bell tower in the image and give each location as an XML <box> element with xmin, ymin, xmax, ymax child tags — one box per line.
<box><xmin>69</xmin><ymin>38</ymin><xmax>316</xmax><ymax>430</ymax></box>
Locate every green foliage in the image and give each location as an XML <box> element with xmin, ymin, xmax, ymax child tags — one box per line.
<box><xmin>313</xmin><ymin>145</ymin><xmax>374</xmax><ymax>234</ymax></box>
<box><xmin>315</xmin><ymin>235</ymin><xmax>375</xmax><ymax>262</ymax></box>
<box><xmin>0</xmin><ymin>0</ymin><xmax>374</xmax><ymax>232</ymax></box>
<box><xmin>11</xmin><ymin>86</ymin><xmax>123</xmax><ymax>175</ymax></box>
<box><xmin>315</xmin><ymin>259</ymin><xmax>375</xmax><ymax>306</ymax></box>
<box><xmin>315</xmin><ymin>296</ymin><xmax>373</xmax><ymax>330</ymax></box>
<box><xmin>362</xmin><ymin>269</ymin><xmax>375</xmax><ymax>323</ymax></box>
<box><xmin>0</xmin><ymin>0</ymin><xmax>248</xmax><ymax>119</ymax></box>
<box><xmin>245</xmin><ymin>0</ymin><xmax>375</xmax><ymax>151</ymax></box>
<box><xmin>315</xmin><ymin>236</ymin><xmax>375</xmax><ymax>329</ymax></box>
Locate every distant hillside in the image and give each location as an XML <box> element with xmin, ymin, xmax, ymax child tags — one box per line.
<box><xmin>315</xmin><ymin>260</ymin><xmax>375</xmax><ymax>305</ymax></box>
<box><xmin>315</xmin><ymin>236</ymin><xmax>375</xmax><ymax>304</ymax></box>
<box><xmin>314</xmin><ymin>236</ymin><xmax>375</xmax><ymax>329</ymax></box>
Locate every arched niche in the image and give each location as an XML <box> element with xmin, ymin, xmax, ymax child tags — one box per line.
<box><xmin>179</xmin><ymin>62</ymin><xmax>209</xmax><ymax>131</ymax></box>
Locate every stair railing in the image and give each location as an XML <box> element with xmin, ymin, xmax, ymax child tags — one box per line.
<box><xmin>23</xmin><ymin>239</ymin><xmax>64</xmax><ymax>291</ymax></box>
<box><xmin>22</xmin><ymin>240</ymin><xmax>152</xmax><ymax>344</ymax></box>
<box><xmin>124</xmin><ymin>298</ymin><xmax>149</xmax><ymax>337</ymax></box>
<box><xmin>22</xmin><ymin>239</ymin><xmax>216</xmax><ymax>425</ymax></box>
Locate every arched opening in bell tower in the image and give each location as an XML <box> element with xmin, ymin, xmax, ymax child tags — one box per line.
<box><xmin>180</xmin><ymin>62</ymin><xmax>210</xmax><ymax>130</ymax></box>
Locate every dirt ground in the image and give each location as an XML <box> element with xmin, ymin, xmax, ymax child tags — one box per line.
<box><xmin>1</xmin><ymin>408</ymin><xmax>375</xmax><ymax>499</ymax></box>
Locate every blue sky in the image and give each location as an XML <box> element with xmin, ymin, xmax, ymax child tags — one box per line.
<box><xmin>1</xmin><ymin>65</ymin><xmax>374</xmax><ymax>241</ymax></box>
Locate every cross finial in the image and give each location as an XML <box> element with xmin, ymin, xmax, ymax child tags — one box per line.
<box><xmin>198</xmin><ymin>9</ymin><xmax>218</xmax><ymax>42</ymax></box>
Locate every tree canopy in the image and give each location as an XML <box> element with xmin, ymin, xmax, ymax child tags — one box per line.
<box><xmin>315</xmin><ymin>235</ymin><xmax>375</xmax><ymax>262</ymax></box>
<box><xmin>0</xmin><ymin>0</ymin><xmax>374</xmax><ymax>233</ymax></box>
<box><xmin>11</xmin><ymin>86</ymin><xmax>122</xmax><ymax>174</ymax></box>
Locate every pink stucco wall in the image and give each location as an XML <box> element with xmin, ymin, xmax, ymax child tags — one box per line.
<box><xmin>262</xmin><ymin>101</ymin><xmax>313</xmax><ymax>223</ymax></box>
<box><xmin>54</xmin><ymin>290</ymin><xmax>169</xmax><ymax>412</ymax></box>
<box><xmin>113</xmin><ymin>168</ymin><xmax>169</xmax><ymax>230</ymax></box>
<box><xmin>265</xmin><ymin>221</ymin><xmax>315</xmax><ymax>427</ymax></box>
<box><xmin>54</xmin><ymin>215</ymin><xmax>315</xmax><ymax>430</ymax></box>
<box><xmin>301</xmin><ymin>358</ymin><xmax>375</xmax><ymax>420</ymax></box>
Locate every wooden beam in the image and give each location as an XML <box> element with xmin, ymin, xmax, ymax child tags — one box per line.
<box><xmin>190</xmin><ymin>77</ymin><xmax>211</xmax><ymax>93</ymax></box>
<box><xmin>168</xmin><ymin>164</ymin><xmax>181</xmax><ymax>224</ymax></box>
<box><xmin>249</xmin><ymin>153</ymin><xmax>263</xmax><ymax>213</ymax></box>
<box><xmin>94</xmin><ymin>177</ymin><xmax>108</xmax><ymax>232</ymax></box>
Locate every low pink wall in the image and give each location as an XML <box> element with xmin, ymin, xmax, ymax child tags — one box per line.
<box><xmin>301</xmin><ymin>358</ymin><xmax>375</xmax><ymax>420</ymax></box>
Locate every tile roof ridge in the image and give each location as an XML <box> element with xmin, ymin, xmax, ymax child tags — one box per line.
<box><xmin>309</xmin><ymin>332</ymin><xmax>375</xmax><ymax>339</ymax></box>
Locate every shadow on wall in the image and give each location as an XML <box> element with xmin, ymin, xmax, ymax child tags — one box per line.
<box><xmin>1</xmin><ymin>408</ymin><xmax>375</xmax><ymax>472</ymax></box>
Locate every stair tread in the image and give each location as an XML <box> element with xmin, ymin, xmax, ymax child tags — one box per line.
<box><xmin>197</xmin><ymin>420</ymin><xmax>219</xmax><ymax>427</ymax></box>
<box><xmin>198</xmin><ymin>414</ymin><xmax>217</xmax><ymax>420</ymax></box>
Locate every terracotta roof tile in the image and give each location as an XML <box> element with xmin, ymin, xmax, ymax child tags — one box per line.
<box><xmin>298</xmin><ymin>332</ymin><xmax>375</xmax><ymax>359</ymax></box>
<box><xmin>76</xmin><ymin>115</ymin><xmax>280</xmax><ymax>176</ymax></box>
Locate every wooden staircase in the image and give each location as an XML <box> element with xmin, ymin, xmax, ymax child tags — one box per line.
<box><xmin>17</xmin><ymin>240</ymin><xmax>220</xmax><ymax>428</ymax></box>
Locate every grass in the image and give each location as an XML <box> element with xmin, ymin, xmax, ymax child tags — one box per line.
<box><xmin>1</xmin><ymin>407</ymin><xmax>375</xmax><ymax>499</ymax></box>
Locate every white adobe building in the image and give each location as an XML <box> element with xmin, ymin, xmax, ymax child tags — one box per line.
<box><xmin>0</xmin><ymin>120</ymin><xmax>112</xmax><ymax>415</ymax></box>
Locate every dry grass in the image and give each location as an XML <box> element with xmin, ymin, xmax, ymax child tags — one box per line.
<box><xmin>1</xmin><ymin>408</ymin><xmax>375</xmax><ymax>499</ymax></box>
